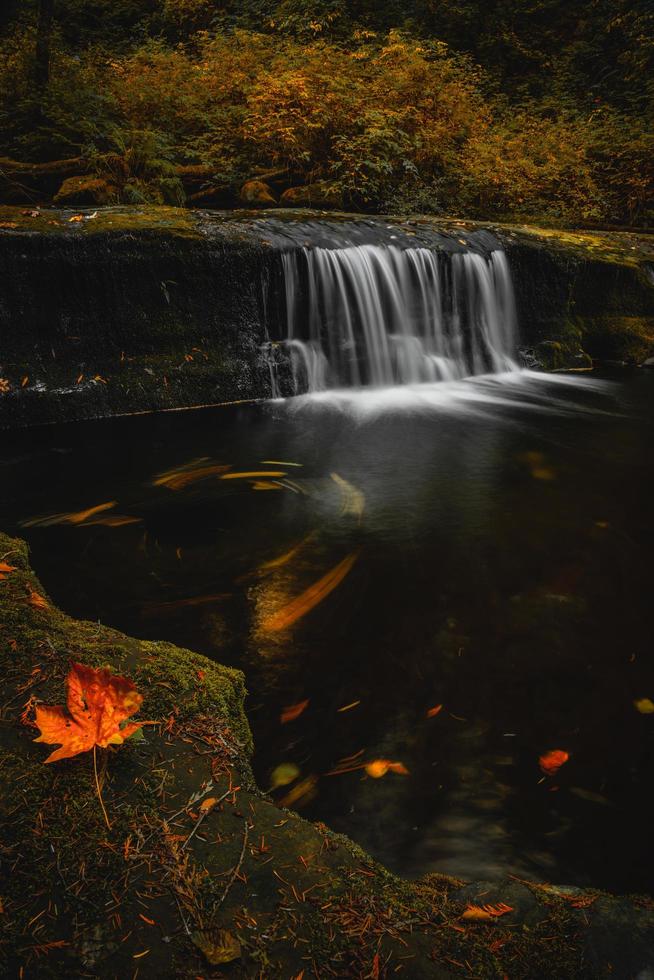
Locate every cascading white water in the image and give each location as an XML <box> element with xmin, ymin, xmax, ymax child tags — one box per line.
<box><xmin>278</xmin><ymin>243</ymin><xmax>519</xmax><ymax>393</ymax></box>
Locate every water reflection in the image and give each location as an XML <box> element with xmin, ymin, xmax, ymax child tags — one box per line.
<box><xmin>2</xmin><ymin>370</ymin><xmax>653</xmax><ymax>893</ymax></box>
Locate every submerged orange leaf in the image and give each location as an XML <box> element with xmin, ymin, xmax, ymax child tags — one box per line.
<box><xmin>280</xmin><ymin>699</ymin><xmax>310</xmax><ymax>724</ymax></box>
<box><xmin>261</xmin><ymin>551</ymin><xmax>359</xmax><ymax>632</ymax></box>
<box><xmin>539</xmin><ymin>749</ymin><xmax>569</xmax><ymax>775</ymax></box>
<box><xmin>34</xmin><ymin>662</ymin><xmax>147</xmax><ymax>763</ymax></box>
<box><xmin>365</xmin><ymin>759</ymin><xmax>410</xmax><ymax>779</ymax></box>
<box><xmin>426</xmin><ymin>704</ymin><xmax>443</xmax><ymax>718</ymax></box>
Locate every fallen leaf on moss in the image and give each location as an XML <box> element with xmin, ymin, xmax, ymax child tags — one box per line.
<box><xmin>27</xmin><ymin>587</ymin><xmax>49</xmax><ymax>611</ymax></box>
<box><xmin>0</xmin><ymin>561</ymin><xmax>17</xmax><ymax>580</ymax></box>
<box><xmin>191</xmin><ymin>928</ymin><xmax>241</xmax><ymax>966</ymax></box>
<box><xmin>539</xmin><ymin>749</ymin><xmax>569</xmax><ymax>775</ymax></box>
<box><xmin>34</xmin><ymin>662</ymin><xmax>147</xmax><ymax>763</ymax></box>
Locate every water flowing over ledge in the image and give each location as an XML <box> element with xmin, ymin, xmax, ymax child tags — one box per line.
<box><xmin>0</xmin><ymin>207</ymin><xmax>652</xmax><ymax>427</ymax></box>
<box><xmin>273</xmin><ymin>243</ymin><xmax>518</xmax><ymax>394</ymax></box>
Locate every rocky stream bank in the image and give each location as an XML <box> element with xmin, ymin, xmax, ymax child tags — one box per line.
<box><xmin>1</xmin><ymin>530</ymin><xmax>654</xmax><ymax>979</ymax></box>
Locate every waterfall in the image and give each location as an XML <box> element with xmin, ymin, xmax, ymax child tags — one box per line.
<box><xmin>277</xmin><ymin>243</ymin><xmax>519</xmax><ymax>394</ymax></box>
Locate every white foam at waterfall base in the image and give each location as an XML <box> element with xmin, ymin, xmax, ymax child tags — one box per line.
<box><xmin>279</xmin><ymin>371</ymin><xmax>615</xmax><ymax>422</ymax></box>
<box><xmin>277</xmin><ymin>243</ymin><xmax>519</xmax><ymax>393</ymax></box>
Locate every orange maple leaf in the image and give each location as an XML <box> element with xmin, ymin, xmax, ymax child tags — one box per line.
<box><xmin>34</xmin><ymin>662</ymin><xmax>146</xmax><ymax>763</ymax></box>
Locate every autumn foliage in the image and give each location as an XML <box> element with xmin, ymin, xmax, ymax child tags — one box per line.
<box><xmin>34</xmin><ymin>662</ymin><xmax>145</xmax><ymax>763</ymax></box>
<box><xmin>0</xmin><ymin>1</ymin><xmax>652</xmax><ymax>224</ymax></box>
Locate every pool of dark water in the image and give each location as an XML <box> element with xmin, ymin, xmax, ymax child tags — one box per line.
<box><xmin>2</xmin><ymin>370</ymin><xmax>653</xmax><ymax>894</ymax></box>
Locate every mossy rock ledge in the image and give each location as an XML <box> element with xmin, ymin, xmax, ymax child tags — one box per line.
<box><xmin>1</xmin><ymin>529</ymin><xmax>653</xmax><ymax>979</ymax></box>
<box><xmin>0</xmin><ymin>207</ymin><xmax>653</xmax><ymax>428</ymax></box>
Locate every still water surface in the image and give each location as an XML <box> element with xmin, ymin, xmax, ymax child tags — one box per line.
<box><xmin>2</xmin><ymin>370</ymin><xmax>653</xmax><ymax>893</ymax></box>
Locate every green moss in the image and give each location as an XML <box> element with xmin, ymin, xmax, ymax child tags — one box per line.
<box><xmin>1</xmin><ymin>528</ymin><xmax>653</xmax><ymax>977</ymax></box>
<box><xmin>0</xmin><ymin>204</ymin><xmax>201</xmax><ymax>238</ymax></box>
<box><xmin>578</xmin><ymin>315</ymin><xmax>654</xmax><ymax>363</ymax></box>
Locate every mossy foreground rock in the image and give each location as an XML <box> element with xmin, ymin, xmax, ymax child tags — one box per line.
<box><xmin>1</xmin><ymin>530</ymin><xmax>654</xmax><ymax>978</ymax></box>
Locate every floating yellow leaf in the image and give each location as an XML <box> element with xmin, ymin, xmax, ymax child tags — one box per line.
<box><xmin>152</xmin><ymin>458</ymin><xmax>230</xmax><ymax>490</ymax></box>
<box><xmin>278</xmin><ymin>774</ymin><xmax>318</xmax><ymax>808</ymax></box>
<box><xmin>634</xmin><ymin>698</ymin><xmax>654</xmax><ymax>714</ymax></box>
<box><xmin>337</xmin><ymin>700</ymin><xmax>361</xmax><ymax>713</ymax></box>
<box><xmin>261</xmin><ymin>460</ymin><xmax>303</xmax><ymax>467</ymax></box>
<box><xmin>258</xmin><ymin>533</ymin><xmax>315</xmax><ymax>572</ymax></box>
<box><xmin>331</xmin><ymin>472</ymin><xmax>365</xmax><ymax>520</ymax></box>
<box><xmin>221</xmin><ymin>470</ymin><xmax>286</xmax><ymax>480</ymax></box>
<box><xmin>251</xmin><ymin>481</ymin><xmax>284</xmax><ymax>490</ymax></box>
<box><xmin>83</xmin><ymin>514</ymin><xmax>141</xmax><ymax>527</ymax></box>
<box><xmin>532</xmin><ymin>467</ymin><xmax>556</xmax><ymax>481</ymax></box>
<box><xmin>261</xmin><ymin>551</ymin><xmax>359</xmax><ymax>632</ymax></box>
<box><xmin>21</xmin><ymin>501</ymin><xmax>117</xmax><ymax>528</ymax></box>
<box><xmin>270</xmin><ymin>762</ymin><xmax>300</xmax><ymax>789</ymax></box>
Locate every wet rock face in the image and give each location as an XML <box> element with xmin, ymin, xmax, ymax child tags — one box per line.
<box><xmin>0</xmin><ymin>214</ymin><xmax>285</xmax><ymax>426</ymax></box>
<box><xmin>0</xmin><ymin>207</ymin><xmax>653</xmax><ymax>426</ymax></box>
<box><xmin>280</xmin><ymin>181</ymin><xmax>344</xmax><ymax>209</ymax></box>
<box><xmin>53</xmin><ymin>176</ymin><xmax>117</xmax><ymax>206</ymax></box>
<box><xmin>502</xmin><ymin>232</ymin><xmax>654</xmax><ymax>368</ymax></box>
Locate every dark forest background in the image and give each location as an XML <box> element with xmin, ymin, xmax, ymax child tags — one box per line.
<box><xmin>1</xmin><ymin>0</ymin><xmax>652</xmax><ymax>224</ymax></box>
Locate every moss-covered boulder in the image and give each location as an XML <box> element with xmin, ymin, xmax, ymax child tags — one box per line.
<box><xmin>280</xmin><ymin>181</ymin><xmax>344</xmax><ymax>209</ymax></box>
<box><xmin>1</xmin><ymin>530</ymin><xmax>654</xmax><ymax>978</ymax></box>
<box><xmin>239</xmin><ymin>180</ymin><xmax>277</xmax><ymax>206</ymax></box>
<box><xmin>53</xmin><ymin>176</ymin><xmax>117</xmax><ymax>206</ymax></box>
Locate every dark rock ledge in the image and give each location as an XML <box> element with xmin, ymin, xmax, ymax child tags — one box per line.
<box><xmin>1</xmin><ymin>529</ymin><xmax>653</xmax><ymax>979</ymax></box>
<box><xmin>0</xmin><ymin>206</ymin><xmax>653</xmax><ymax>428</ymax></box>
